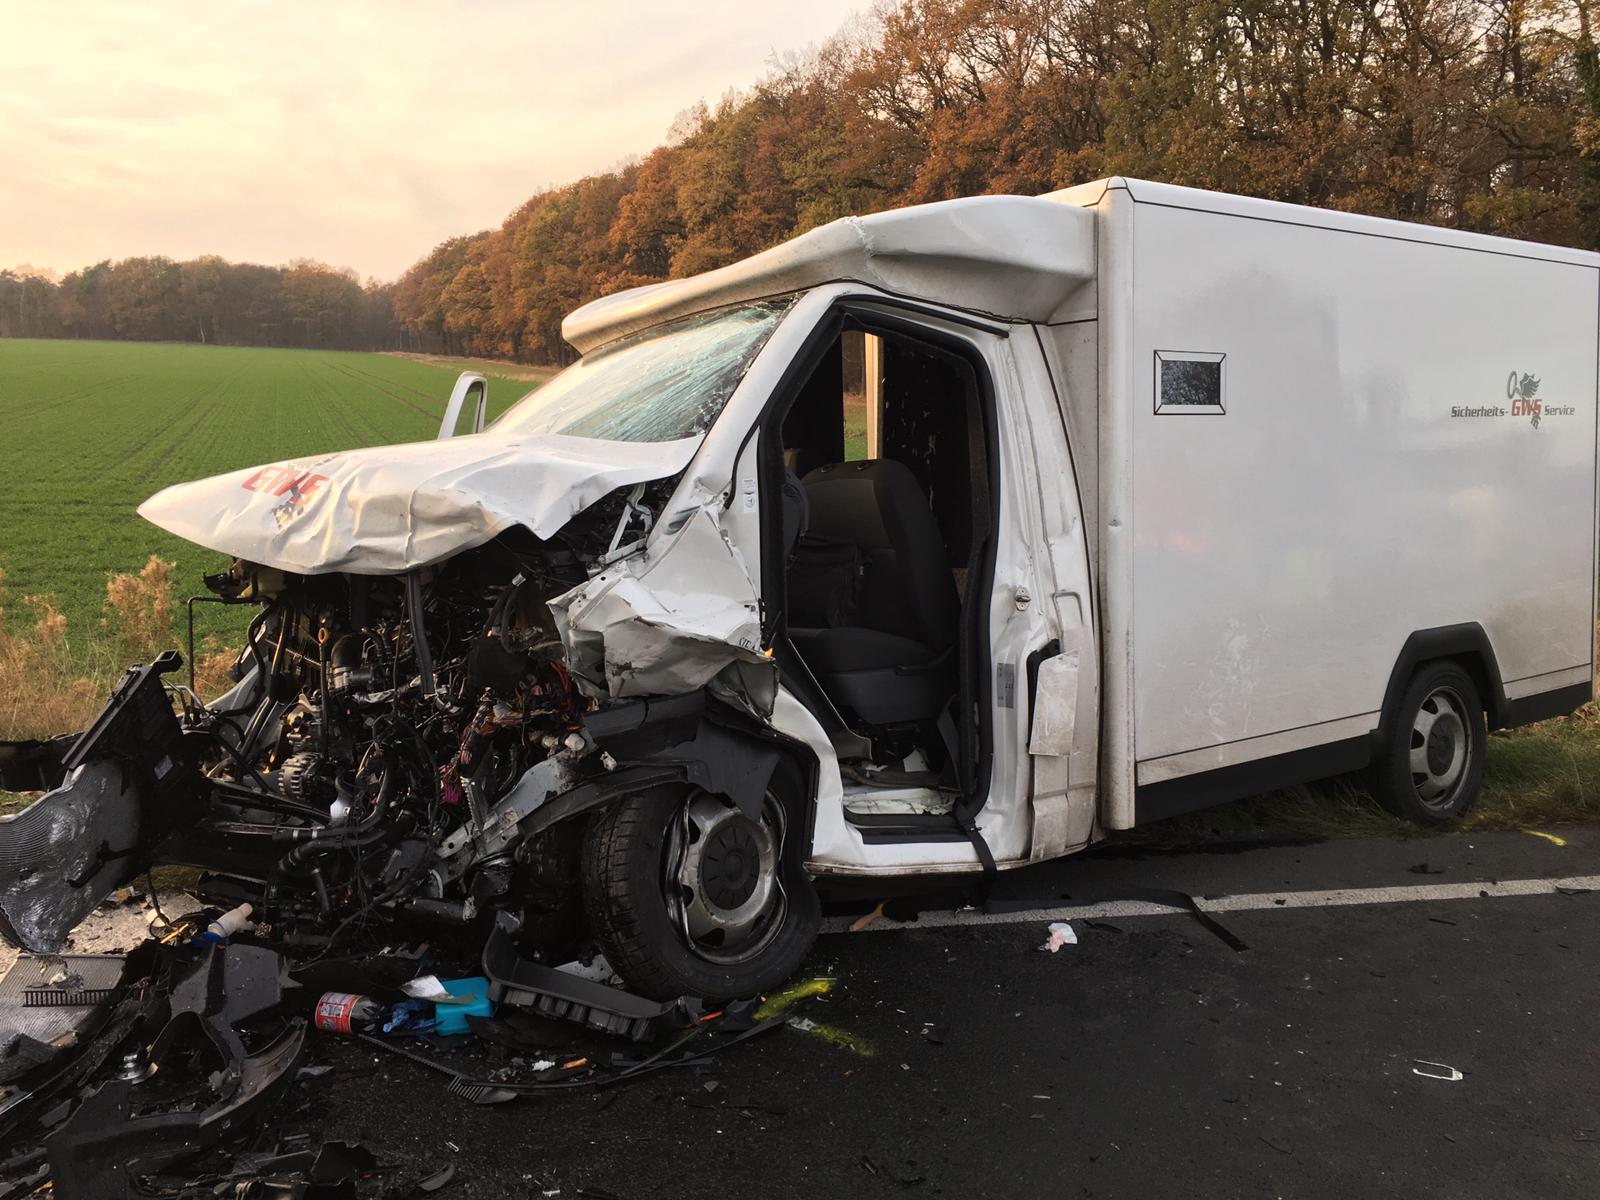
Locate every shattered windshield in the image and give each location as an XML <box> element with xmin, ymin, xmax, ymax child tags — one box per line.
<box><xmin>492</xmin><ymin>298</ymin><xmax>794</xmax><ymax>442</ymax></box>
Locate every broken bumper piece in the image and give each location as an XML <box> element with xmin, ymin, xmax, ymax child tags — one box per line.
<box><xmin>43</xmin><ymin>1022</ymin><xmax>306</xmax><ymax>1199</ymax></box>
<box><xmin>0</xmin><ymin>651</ymin><xmax>202</xmax><ymax>954</ymax></box>
<box><xmin>482</xmin><ymin>916</ymin><xmax>677</xmax><ymax>1042</ymax></box>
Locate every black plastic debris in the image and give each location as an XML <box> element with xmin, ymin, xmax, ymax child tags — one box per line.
<box><xmin>166</xmin><ymin>942</ymin><xmax>287</xmax><ymax>1063</ymax></box>
<box><xmin>0</xmin><ymin>934</ymin><xmax>357</xmax><ymax>1200</ymax></box>
<box><xmin>0</xmin><ymin>651</ymin><xmax>203</xmax><ymax>954</ymax></box>
<box><xmin>0</xmin><ymin>954</ymin><xmax>126</xmax><ymax>1090</ymax></box>
<box><xmin>417</xmin><ymin>1164</ymin><xmax>457</xmax><ymax>1193</ymax></box>
<box><xmin>234</xmin><ymin>1138</ymin><xmax>380</xmax><ymax>1192</ymax></box>
<box><xmin>0</xmin><ymin>896</ymin><xmax>790</xmax><ymax>1198</ymax></box>
<box><xmin>360</xmin><ymin>996</ymin><xmax>784</xmax><ymax>1101</ymax></box>
<box><xmin>44</xmin><ymin>1022</ymin><xmax>306</xmax><ymax>1199</ymax></box>
<box><xmin>482</xmin><ymin>917</ymin><xmax>676</xmax><ymax>1042</ymax></box>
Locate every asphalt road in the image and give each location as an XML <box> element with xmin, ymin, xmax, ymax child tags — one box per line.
<box><xmin>274</xmin><ymin>827</ymin><xmax>1600</xmax><ymax>1200</ymax></box>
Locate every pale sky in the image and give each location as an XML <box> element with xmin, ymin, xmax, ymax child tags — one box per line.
<box><xmin>1</xmin><ymin>1</ymin><xmax>866</xmax><ymax>281</ymax></box>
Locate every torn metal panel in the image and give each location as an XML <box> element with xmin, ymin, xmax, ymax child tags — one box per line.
<box><xmin>550</xmin><ymin>505</ymin><xmax>775</xmax><ymax>714</ymax></box>
<box><xmin>0</xmin><ymin>763</ymin><xmax>143</xmax><ymax>955</ymax></box>
<box><xmin>0</xmin><ymin>652</ymin><xmax>200</xmax><ymax>955</ymax></box>
<box><xmin>137</xmin><ymin>432</ymin><xmax>700</xmax><ymax>576</ymax></box>
<box><xmin>431</xmin><ymin>750</ymin><xmax>584</xmax><ymax>881</ymax></box>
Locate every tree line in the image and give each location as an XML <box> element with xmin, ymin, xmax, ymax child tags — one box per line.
<box><xmin>0</xmin><ymin>257</ymin><xmax>399</xmax><ymax>351</ymax></box>
<box><xmin>393</xmin><ymin>0</ymin><xmax>1600</xmax><ymax>363</ymax></box>
<box><xmin>8</xmin><ymin>0</ymin><xmax>1596</xmax><ymax>364</ymax></box>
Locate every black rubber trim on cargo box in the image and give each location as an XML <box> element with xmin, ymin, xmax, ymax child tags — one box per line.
<box><xmin>1502</xmin><ymin>681</ymin><xmax>1593</xmax><ymax>728</ymax></box>
<box><xmin>1133</xmin><ymin>735</ymin><xmax>1372</xmax><ymax>825</ymax></box>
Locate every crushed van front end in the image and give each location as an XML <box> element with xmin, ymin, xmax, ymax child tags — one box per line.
<box><xmin>0</xmin><ymin>297</ymin><xmax>822</xmax><ymax>1003</ymax></box>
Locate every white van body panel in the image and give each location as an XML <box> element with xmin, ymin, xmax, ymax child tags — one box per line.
<box><xmin>1052</xmin><ymin>179</ymin><xmax>1599</xmax><ymax>827</ymax></box>
<box><xmin>136</xmin><ymin>432</ymin><xmax>703</xmax><ymax>576</ymax></box>
<box><xmin>1126</xmin><ymin>201</ymin><xmax>1596</xmax><ymax>768</ymax></box>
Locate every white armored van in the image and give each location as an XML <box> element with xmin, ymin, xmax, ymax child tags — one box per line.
<box><xmin>4</xmin><ymin>179</ymin><xmax>1596</xmax><ymax>1003</ymax></box>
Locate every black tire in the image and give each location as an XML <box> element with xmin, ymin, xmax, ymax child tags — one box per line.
<box><xmin>581</xmin><ymin>784</ymin><xmax>820</xmax><ymax>1001</ymax></box>
<box><xmin>1369</xmin><ymin>661</ymin><xmax>1485</xmax><ymax>825</ymax></box>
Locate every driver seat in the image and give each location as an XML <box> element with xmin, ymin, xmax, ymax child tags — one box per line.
<box><xmin>787</xmin><ymin>460</ymin><xmax>959</xmax><ymax>726</ymax></box>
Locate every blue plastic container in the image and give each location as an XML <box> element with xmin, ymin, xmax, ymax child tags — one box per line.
<box><xmin>432</xmin><ymin>975</ymin><xmax>493</xmax><ymax>1036</ymax></box>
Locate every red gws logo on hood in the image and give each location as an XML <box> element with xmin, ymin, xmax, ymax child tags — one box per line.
<box><xmin>241</xmin><ymin>465</ymin><xmax>331</xmax><ymax>528</ymax></box>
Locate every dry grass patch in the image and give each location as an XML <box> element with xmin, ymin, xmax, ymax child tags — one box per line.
<box><xmin>0</xmin><ymin>558</ymin><xmax>236</xmax><ymax>742</ymax></box>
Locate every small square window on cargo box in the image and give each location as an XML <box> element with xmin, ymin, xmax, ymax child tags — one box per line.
<box><xmin>1154</xmin><ymin>351</ymin><xmax>1226</xmax><ymax>414</ymax></box>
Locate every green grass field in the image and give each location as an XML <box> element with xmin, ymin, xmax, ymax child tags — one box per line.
<box><xmin>0</xmin><ymin>339</ymin><xmax>540</xmax><ymax>645</ymax></box>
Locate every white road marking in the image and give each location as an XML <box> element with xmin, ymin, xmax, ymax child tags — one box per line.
<box><xmin>820</xmin><ymin>874</ymin><xmax>1600</xmax><ymax>935</ymax></box>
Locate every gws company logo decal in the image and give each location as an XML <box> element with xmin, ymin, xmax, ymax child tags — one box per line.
<box><xmin>240</xmin><ymin>464</ymin><xmax>332</xmax><ymax>528</ymax></box>
<box><xmin>1450</xmin><ymin>370</ymin><xmax>1576</xmax><ymax>430</ymax></box>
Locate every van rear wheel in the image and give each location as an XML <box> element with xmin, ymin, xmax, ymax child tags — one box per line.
<box><xmin>581</xmin><ymin>785</ymin><xmax>820</xmax><ymax>1002</ymax></box>
<box><xmin>1370</xmin><ymin>662</ymin><xmax>1485</xmax><ymax>825</ymax></box>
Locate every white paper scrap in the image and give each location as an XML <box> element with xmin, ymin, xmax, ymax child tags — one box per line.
<box><xmin>1039</xmin><ymin>921</ymin><xmax>1078</xmax><ymax>953</ymax></box>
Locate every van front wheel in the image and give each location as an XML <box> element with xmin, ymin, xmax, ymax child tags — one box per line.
<box><xmin>581</xmin><ymin>785</ymin><xmax>820</xmax><ymax>1002</ymax></box>
<box><xmin>1370</xmin><ymin>662</ymin><xmax>1485</xmax><ymax>825</ymax></box>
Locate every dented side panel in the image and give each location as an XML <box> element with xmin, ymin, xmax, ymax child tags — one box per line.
<box><xmin>550</xmin><ymin>505</ymin><xmax>776</xmax><ymax>715</ymax></box>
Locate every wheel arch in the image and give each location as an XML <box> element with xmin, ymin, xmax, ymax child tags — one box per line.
<box><xmin>521</xmin><ymin>692</ymin><xmax>820</xmax><ymax>848</ymax></box>
<box><xmin>1375</xmin><ymin>624</ymin><xmax>1508</xmax><ymax>744</ymax></box>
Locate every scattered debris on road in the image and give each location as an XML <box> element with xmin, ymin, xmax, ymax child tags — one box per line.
<box><xmin>1411</xmin><ymin>1059</ymin><xmax>1465</xmax><ymax>1082</ymax></box>
<box><xmin>1038</xmin><ymin>921</ymin><xmax>1077</xmax><ymax>952</ymax></box>
<box><xmin>0</xmin><ymin>889</ymin><xmax>803</xmax><ymax>1198</ymax></box>
<box><xmin>1521</xmin><ymin>830</ymin><xmax>1568</xmax><ymax>847</ymax></box>
<box><xmin>848</xmin><ymin>902</ymin><xmax>886</xmax><ymax>933</ymax></box>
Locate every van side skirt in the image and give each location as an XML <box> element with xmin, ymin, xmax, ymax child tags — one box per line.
<box><xmin>1132</xmin><ymin>736</ymin><xmax>1370</xmax><ymax>824</ymax></box>
<box><xmin>1132</xmin><ymin>676</ymin><xmax>1591</xmax><ymax>826</ymax></box>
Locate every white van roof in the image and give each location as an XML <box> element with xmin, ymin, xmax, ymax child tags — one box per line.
<box><xmin>562</xmin><ymin>194</ymin><xmax>1096</xmax><ymax>353</ymax></box>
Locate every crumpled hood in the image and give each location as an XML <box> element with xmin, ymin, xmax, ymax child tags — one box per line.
<box><xmin>137</xmin><ymin>431</ymin><xmax>701</xmax><ymax>575</ymax></box>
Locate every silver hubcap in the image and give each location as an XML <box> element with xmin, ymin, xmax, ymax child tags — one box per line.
<box><xmin>1409</xmin><ymin>686</ymin><xmax>1470</xmax><ymax>809</ymax></box>
<box><xmin>666</xmin><ymin>791</ymin><xmax>786</xmax><ymax>964</ymax></box>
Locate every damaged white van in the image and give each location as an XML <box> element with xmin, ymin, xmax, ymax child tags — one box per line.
<box><xmin>3</xmin><ymin>179</ymin><xmax>1597</xmax><ymax>1003</ymax></box>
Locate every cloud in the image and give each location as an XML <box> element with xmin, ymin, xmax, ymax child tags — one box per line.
<box><xmin>0</xmin><ymin>0</ymin><xmax>863</xmax><ymax>279</ymax></box>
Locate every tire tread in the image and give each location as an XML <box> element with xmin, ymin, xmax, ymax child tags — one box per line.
<box><xmin>581</xmin><ymin>800</ymin><xmax>683</xmax><ymax>1000</ymax></box>
<box><xmin>1369</xmin><ymin>660</ymin><xmax>1485</xmax><ymax>826</ymax></box>
<box><xmin>581</xmin><ymin>787</ymin><xmax>821</xmax><ymax>1001</ymax></box>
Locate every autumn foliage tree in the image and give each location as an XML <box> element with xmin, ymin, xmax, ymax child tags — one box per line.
<box><xmin>387</xmin><ymin>0</ymin><xmax>1597</xmax><ymax>364</ymax></box>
